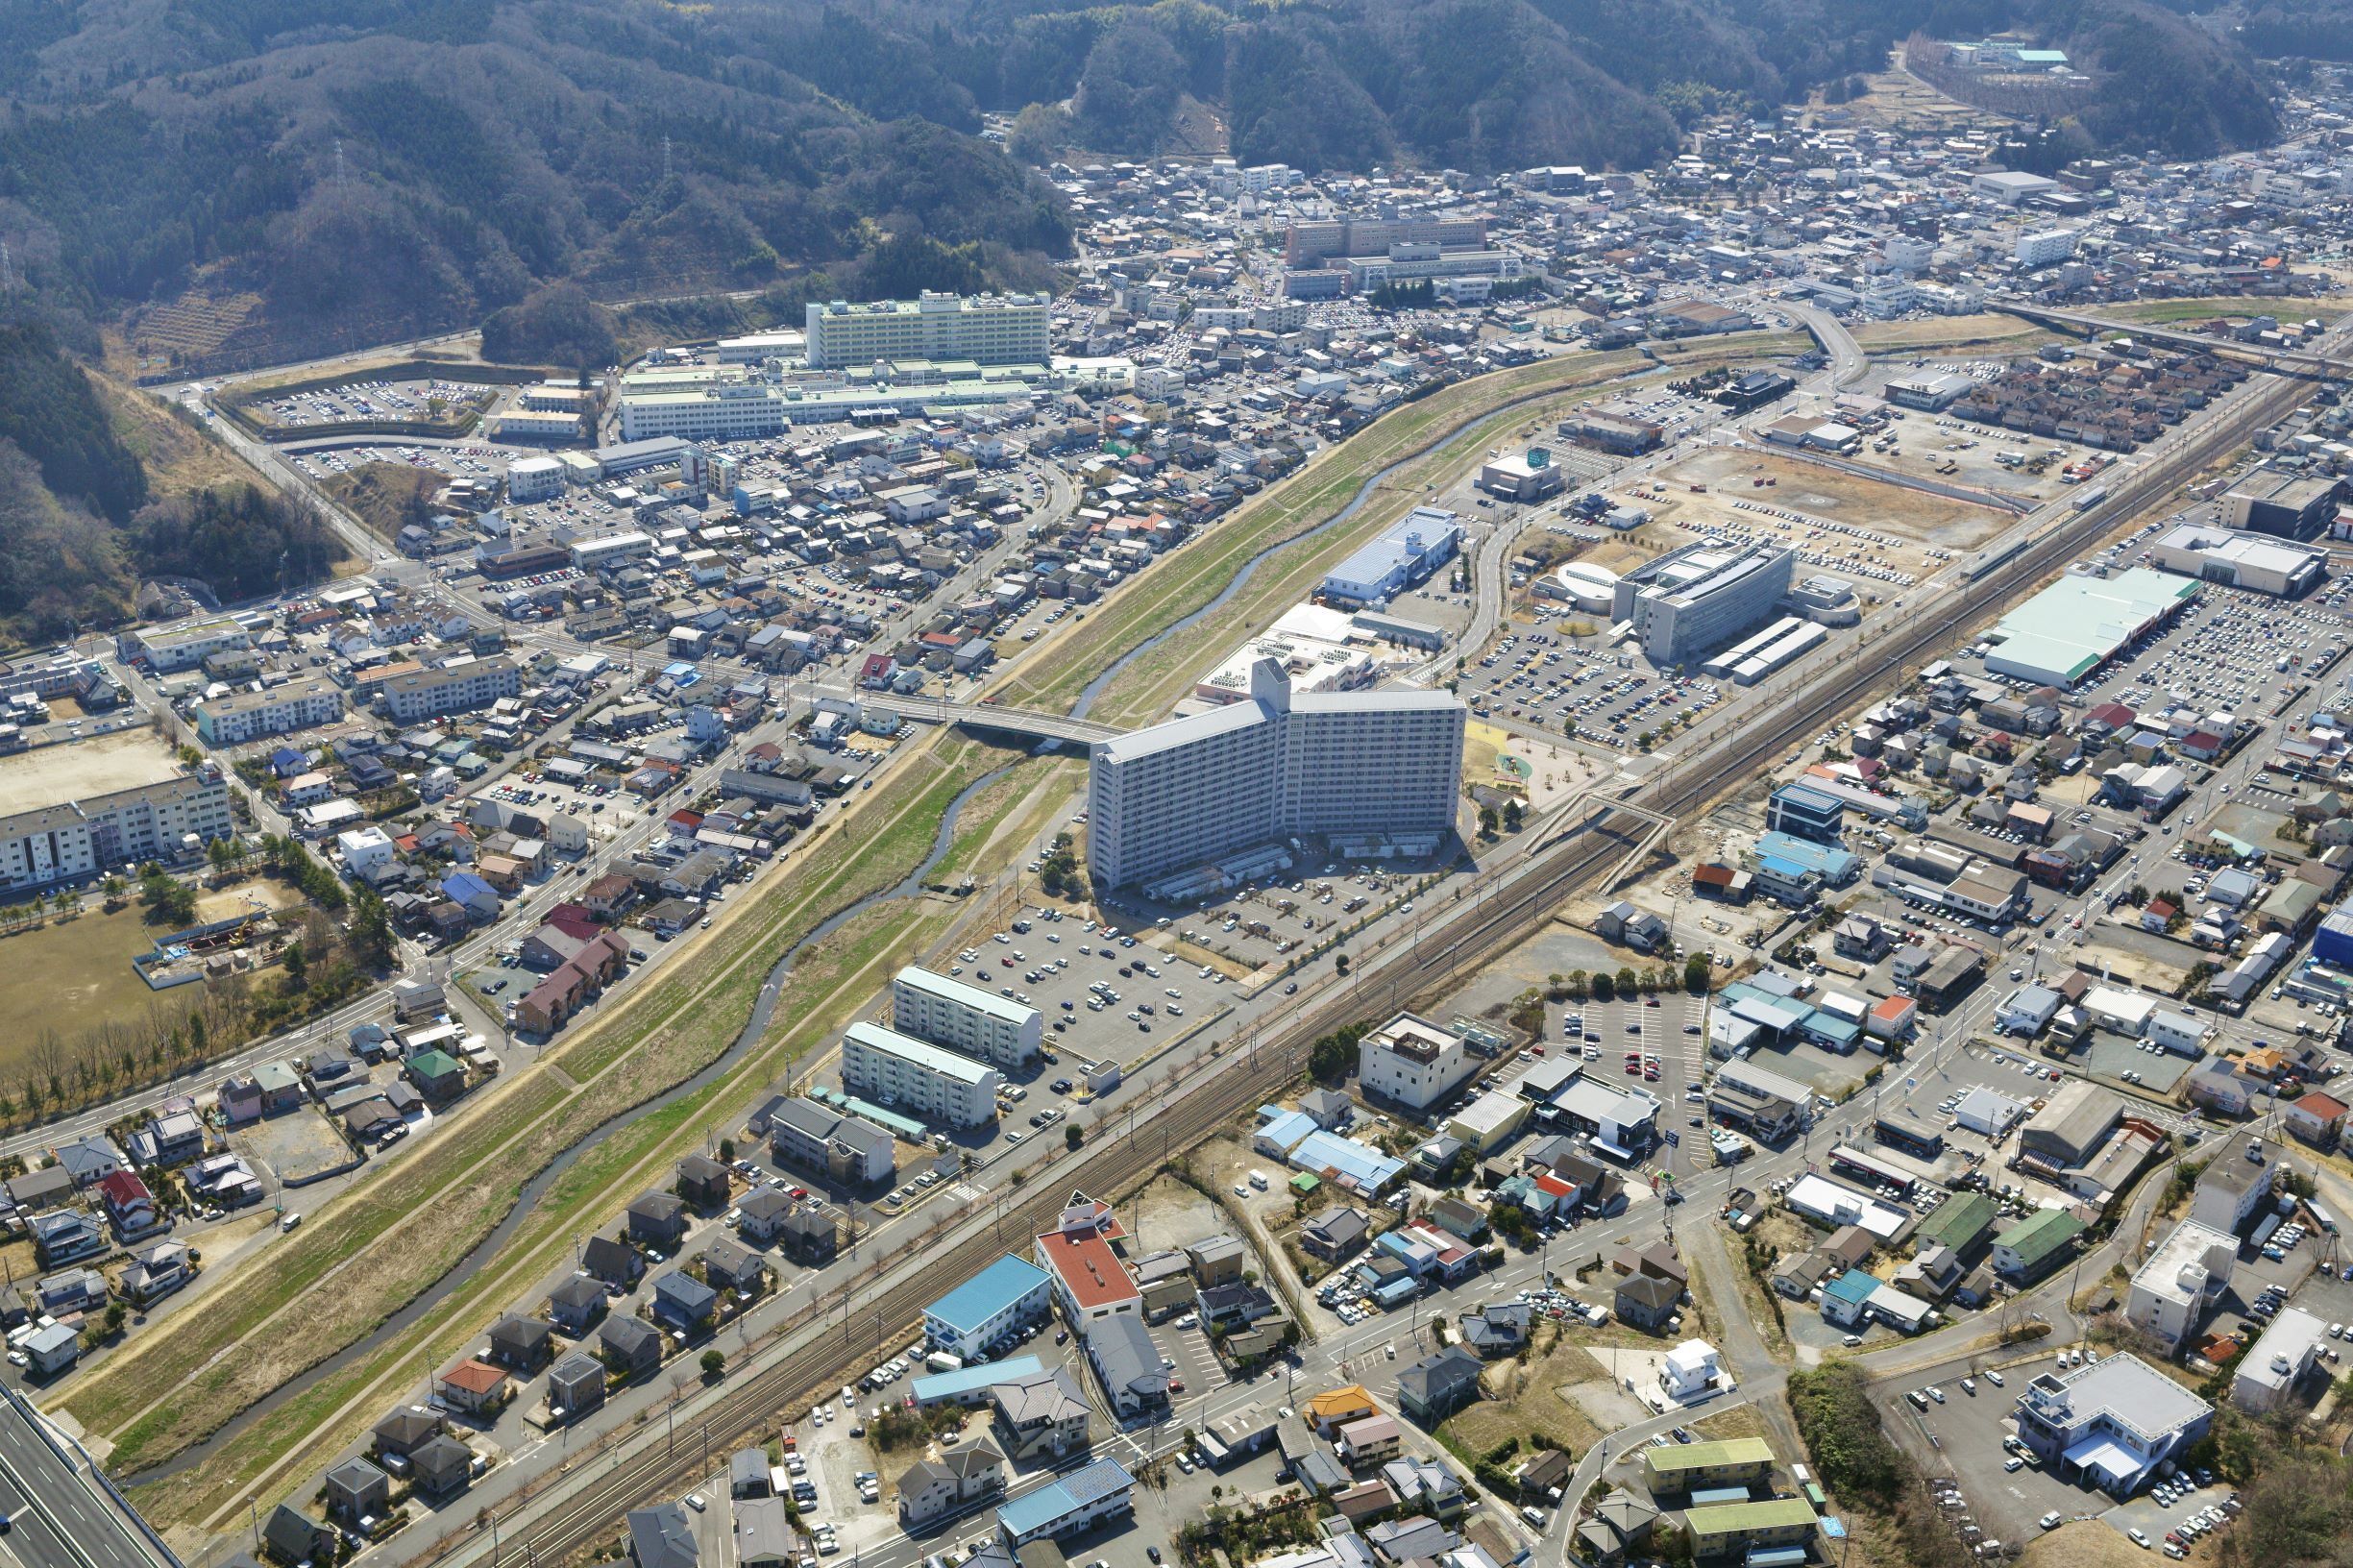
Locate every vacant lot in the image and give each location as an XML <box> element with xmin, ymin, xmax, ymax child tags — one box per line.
<box><xmin>0</xmin><ymin>728</ymin><xmax>181</xmax><ymax>817</ymax></box>
<box><xmin>1659</xmin><ymin>447</ymin><xmax>2007</xmax><ymax>548</ymax></box>
<box><xmin>0</xmin><ymin>903</ymin><xmax>206</xmax><ymax>1056</ymax></box>
<box><xmin>1438</xmin><ymin>1321</ymin><xmax>1609</xmax><ymax>1459</ymax></box>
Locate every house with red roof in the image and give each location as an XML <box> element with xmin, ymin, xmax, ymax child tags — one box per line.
<box><xmin>95</xmin><ymin>1170</ymin><xmax>159</xmax><ymax>1237</ymax></box>
<box><xmin>2286</xmin><ymin>1090</ymin><xmax>2348</xmax><ymax>1148</ymax></box>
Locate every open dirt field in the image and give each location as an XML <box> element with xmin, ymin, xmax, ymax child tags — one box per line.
<box><xmin>1659</xmin><ymin>447</ymin><xmax>2006</xmax><ymax>548</ymax></box>
<box><xmin>0</xmin><ymin>728</ymin><xmax>181</xmax><ymax>818</ymax></box>
<box><xmin>1439</xmin><ymin>1323</ymin><xmax>1609</xmax><ymax>1458</ymax></box>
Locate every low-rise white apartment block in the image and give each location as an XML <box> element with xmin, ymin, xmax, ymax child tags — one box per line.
<box><xmin>1357</xmin><ymin>1013</ymin><xmax>1478</xmax><ymax>1112</ymax></box>
<box><xmin>0</xmin><ymin>772</ymin><xmax>233</xmax><ymax>894</ymax></box>
<box><xmin>2124</xmin><ymin>1218</ymin><xmax>2236</xmax><ymax>1352</ymax></box>
<box><xmin>1087</xmin><ymin>658</ymin><xmax>1464</xmax><ymax>891</ymax></box>
<box><xmin>805</xmin><ymin>293</ymin><xmax>1050</xmax><ymax>370</ymax></box>
<box><xmin>193</xmin><ymin>675</ymin><xmax>345</xmax><ymax>747</ymax></box>
<box><xmin>841</xmin><ymin>1022</ymin><xmax>1003</xmax><ymax>1128</ymax></box>
<box><xmin>124</xmin><ymin>618</ymin><xmax>252</xmax><ymax>674</ymax></box>
<box><xmin>890</xmin><ymin>967</ymin><xmax>1042</xmax><ymax>1070</ymax></box>
<box><xmin>380</xmin><ymin>657</ymin><xmax>523</xmax><ymax>723</ymax></box>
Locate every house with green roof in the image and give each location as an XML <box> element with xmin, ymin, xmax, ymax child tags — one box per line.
<box><xmin>404</xmin><ymin>1049</ymin><xmax>468</xmax><ymax>1103</ymax></box>
<box><xmin>1912</xmin><ymin>1191</ymin><xmax>1998</xmax><ymax>1259</ymax></box>
<box><xmin>1992</xmin><ymin>1208</ymin><xmax>2086</xmax><ymax>1284</ymax></box>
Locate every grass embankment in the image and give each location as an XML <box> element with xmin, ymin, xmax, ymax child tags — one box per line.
<box><xmin>319</xmin><ymin>462</ymin><xmax>443</xmax><ymax>544</ymax></box>
<box><xmin>78</xmin><ymin>736</ymin><xmax>1014</xmax><ymax>1521</ymax></box>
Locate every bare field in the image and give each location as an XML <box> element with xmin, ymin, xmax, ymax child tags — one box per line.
<box><xmin>1659</xmin><ymin>447</ymin><xmax>2005</xmax><ymax>546</ymax></box>
<box><xmin>0</xmin><ymin>903</ymin><xmax>205</xmax><ymax>1055</ymax></box>
<box><xmin>0</xmin><ymin>728</ymin><xmax>181</xmax><ymax>817</ymax></box>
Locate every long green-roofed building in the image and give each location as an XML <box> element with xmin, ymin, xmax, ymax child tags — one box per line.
<box><xmin>1992</xmin><ymin>1207</ymin><xmax>2087</xmax><ymax>1283</ymax></box>
<box><xmin>1913</xmin><ymin>1190</ymin><xmax>1998</xmax><ymax>1257</ymax></box>
<box><xmin>1683</xmin><ymin>1498</ymin><xmax>1820</xmax><ymax>1559</ymax></box>
<box><xmin>1642</xmin><ymin>1436</ymin><xmax>1776</xmax><ymax>1492</ymax></box>
<box><xmin>1984</xmin><ymin>568</ymin><xmax>2197</xmax><ymax>689</ymax></box>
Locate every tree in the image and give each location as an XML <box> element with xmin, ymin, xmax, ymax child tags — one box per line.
<box><xmin>1615</xmin><ymin>967</ymin><xmax>1638</xmax><ymax>994</ymax></box>
<box><xmin>282</xmin><ymin>939</ymin><xmax>308</xmax><ymax>991</ymax></box>
<box><xmin>717</xmin><ymin>1138</ymin><xmax>735</xmax><ymax>1164</ymax></box>
<box><xmin>1504</xmin><ymin>799</ymin><xmax>1524</xmax><ymax>832</ymax></box>
<box><xmin>1683</xmin><ymin>954</ymin><xmax>1711</xmax><ymax>992</ymax></box>
<box><xmin>1479</xmin><ymin>804</ymin><xmax>1500</xmax><ymax>840</ymax></box>
<box><xmin>1591</xmin><ymin>970</ymin><xmax>1616</xmax><ymax>1001</ymax></box>
<box><xmin>699</xmin><ymin>1349</ymin><xmax>725</xmax><ymax>1379</ymax></box>
<box><xmin>1064</xmin><ymin>1124</ymin><xmax>1084</xmax><ymax>1153</ymax></box>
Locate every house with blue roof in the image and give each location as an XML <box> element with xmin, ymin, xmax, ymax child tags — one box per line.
<box><xmin>438</xmin><ymin>870</ymin><xmax>501</xmax><ymax>921</ymax></box>
<box><xmin>1751</xmin><ymin>831</ymin><xmax>1862</xmax><ymax>906</ymax></box>
<box><xmin>924</xmin><ymin>1255</ymin><xmax>1052</xmax><ymax>1361</ymax></box>
<box><xmin>1255</xmin><ymin>1109</ymin><xmax>1319</xmax><ymax>1159</ymax></box>
<box><xmin>995</xmin><ymin>1457</ymin><xmax>1135</xmax><ymax>1547</ymax></box>
<box><xmin>912</xmin><ymin>1354</ymin><xmax>1043</xmax><ymax>1409</ymax></box>
<box><xmin>1820</xmin><ymin>1268</ymin><xmax>1878</xmax><ymax>1329</ymax></box>
<box><xmin>1287</xmin><ymin>1130</ymin><xmax>1407</xmax><ymax>1195</ymax></box>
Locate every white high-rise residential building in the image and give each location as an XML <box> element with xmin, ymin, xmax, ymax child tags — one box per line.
<box><xmin>2015</xmin><ymin>228</ymin><xmax>2080</xmax><ymax>267</ymax></box>
<box><xmin>1086</xmin><ymin>659</ymin><xmax>1465</xmax><ymax>890</ymax></box>
<box><xmin>804</xmin><ymin>293</ymin><xmax>1051</xmax><ymax>370</ymax></box>
<box><xmin>840</xmin><ymin>1022</ymin><xmax>1003</xmax><ymax>1128</ymax></box>
<box><xmin>889</xmin><ymin>967</ymin><xmax>1042</xmax><ymax>1069</ymax></box>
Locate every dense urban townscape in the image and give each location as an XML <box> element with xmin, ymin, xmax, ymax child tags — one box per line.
<box><xmin>14</xmin><ymin>15</ymin><xmax>2353</xmax><ymax>1568</ymax></box>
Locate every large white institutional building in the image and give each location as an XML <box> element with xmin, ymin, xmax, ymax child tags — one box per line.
<box><xmin>1086</xmin><ymin>659</ymin><xmax>1465</xmax><ymax>891</ymax></box>
<box><xmin>804</xmin><ymin>293</ymin><xmax>1052</xmax><ymax>370</ymax></box>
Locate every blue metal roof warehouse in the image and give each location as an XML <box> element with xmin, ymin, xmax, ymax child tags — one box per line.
<box><xmin>911</xmin><ymin>1353</ymin><xmax>1043</xmax><ymax>1408</ymax></box>
<box><xmin>1321</xmin><ymin>505</ymin><xmax>1462</xmax><ymax>607</ymax></box>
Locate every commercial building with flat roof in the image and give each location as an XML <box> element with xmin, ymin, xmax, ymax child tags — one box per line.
<box><xmin>1357</xmin><ymin>1013</ymin><xmax>1477</xmax><ymax>1112</ymax></box>
<box><xmin>1033</xmin><ymin>1213</ymin><xmax>1141</xmax><ymax>1327</ymax></box>
<box><xmin>1984</xmin><ymin>568</ymin><xmax>2198</xmax><ymax>689</ymax></box>
<box><xmin>889</xmin><ymin>967</ymin><xmax>1041</xmax><ymax>1070</ymax></box>
<box><xmin>1320</xmin><ymin>506</ymin><xmax>1462</xmax><ymax>607</ymax></box>
<box><xmin>1613</xmin><ymin>542</ymin><xmax>1797</xmax><ymax>668</ymax></box>
<box><xmin>806</xmin><ymin>293</ymin><xmax>1050</xmax><ymax>370</ymax></box>
<box><xmin>2148</xmin><ymin>523</ymin><xmax>2328</xmax><ymax>597</ymax></box>
<box><xmin>1086</xmin><ymin>658</ymin><xmax>1464</xmax><ymax>890</ymax></box>
<box><xmin>840</xmin><ymin>1021</ymin><xmax>1002</xmax><ymax>1128</ymax></box>
<box><xmin>2012</xmin><ymin>1352</ymin><xmax>2211</xmax><ymax>1495</ymax></box>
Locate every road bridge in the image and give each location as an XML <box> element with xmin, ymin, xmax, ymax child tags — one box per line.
<box><xmin>1999</xmin><ymin>303</ymin><xmax>2353</xmax><ymax>379</ymax></box>
<box><xmin>866</xmin><ymin>693</ymin><xmax>1124</xmax><ymax>747</ymax></box>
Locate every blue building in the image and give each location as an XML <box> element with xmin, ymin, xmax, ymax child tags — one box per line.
<box><xmin>2315</xmin><ymin>909</ymin><xmax>2353</xmax><ymax>970</ymax></box>
<box><xmin>1321</xmin><ymin>506</ymin><xmax>1462</xmax><ymax>607</ymax></box>
<box><xmin>923</xmin><ymin>1255</ymin><xmax>1053</xmax><ymax>1360</ymax></box>
<box><xmin>1765</xmin><ymin>784</ymin><xmax>1846</xmax><ymax>845</ymax></box>
<box><xmin>1752</xmin><ymin>832</ymin><xmax>1861</xmax><ymax>906</ymax></box>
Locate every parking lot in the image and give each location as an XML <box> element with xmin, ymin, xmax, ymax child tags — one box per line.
<box><xmin>253</xmin><ymin>377</ymin><xmax>495</xmax><ymax>433</ymax></box>
<box><xmin>2069</xmin><ymin>573</ymin><xmax>2348</xmax><ymax>726</ymax></box>
<box><xmin>938</xmin><ymin>909</ymin><xmax>1238</xmax><ymax>1145</ymax></box>
<box><xmin>1458</xmin><ymin>626</ymin><xmax>1728</xmax><ymax>747</ymax></box>
<box><xmin>1110</xmin><ymin>856</ymin><xmax>1443</xmax><ymax>975</ymax></box>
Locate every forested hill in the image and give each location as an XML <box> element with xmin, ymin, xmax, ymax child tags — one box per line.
<box><xmin>0</xmin><ymin>0</ymin><xmax>1075</xmax><ymax>365</ymax></box>
<box><xmin>953</xmin><ymin>0</ymin><xmax>2281</xmax><ymax>172</ymax></box>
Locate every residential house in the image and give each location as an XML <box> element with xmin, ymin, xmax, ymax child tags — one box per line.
<box><xmin>581</xmin><ymin>1234</ymin><xmax>645</xmax><ymax>1291</ymax></box>
<box><xmin>600</xmin><ymin>1314</ymin><xmax>665</xmax><ymax>1378</ymax></box>
<box><xmin>549</xmin><ymin>1353</ymin><xmax>607</xmax><ymax>1422</ymax></box>
<box><xmin>324</xmin><ymin>1458</ymin><xmax>390</xmax><ymax>1525</ymax></box>
<box><xmin>371</xmin><ymin>1409</ymin><xmax>443</xmax><ymax>1462</ymax></box>
<box><xmin>409</xmin><ymin>1433</ymin><xmax>476</xmax><ymax>1500</ymax></box>
<box><xmin>437</xmin><ymin>1359</ymin><xmax>509</xmax><ymax>1417</ymax></box>
<box><xmin>1303</xmin><ymin>1207</ymin><xmax>1371</xmax><ymax>1262</ymax></box>
<box><xmin>896</xmin><ymin>1437</ymin><xmax>1006</xmax><ymax>1529</ymax></box>
<box><xmin>626</xmin><ymin>1507</ymin><xmax>699</xmax><ymax>1568</ymax></box>
<box><xmin>628</xmin><ymin>1192</ymin><xmax>690</xmax><ymax>1252</ymax></box>
<box><xmin>548</xmin><ymin>1275</ymin><xmax>607</xmax><ymax>1335</ymax></box>
<box><xmin>488</xmin><ymin>1314</ymin><xmax>554</xmax><ymax>1374</ymax></box>
<box><xmin>677</xmin><ymin>1154</ymin><xmax>732</xmax><ymax>1211</ymax></box>
<box><xmin>1615</xmin><ymin>1273</ymin><xmax>1682</xmax><ymax>1331</ymax></box>
<box><xmin>1397</xmin><ymin>1346</ymin><xmax>1484</xmax><ymax>1424</ymax></box>
<box><xmin>652</xmin><ymin>1270</ymin><xmax>720</xmax><ymax>1334</ymax></box>
<box><xmin>261</xmin><ymin>1505</ymin><xmax>334</xmax><ymax>1566</ymax></box>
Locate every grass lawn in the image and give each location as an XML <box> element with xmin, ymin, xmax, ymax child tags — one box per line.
<box><xmin>0</xmin><ymin>904</ymin><xmax>203</xmax><ymax>1055</ymax></box>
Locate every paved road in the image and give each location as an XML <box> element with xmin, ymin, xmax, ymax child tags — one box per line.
<box><xmin>0</xmin><ymin>1392</ymin><xmax>169</xmax><ymax>1568</ymax></box>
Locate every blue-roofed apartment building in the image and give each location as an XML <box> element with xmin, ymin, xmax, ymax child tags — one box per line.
<box><xmin>1765</xmin><ymin>784</ymin><xmax>1846</xmax><ymax>845</ymax></box>
<box><xmin>924</xmin><ymin>1255</ymin><xmax>1052</xmax><ymax>1360</ymax></box>
<box><xmin>995</xmin><ymin>1457</ymin><xmax>1136</xmax><ymax>1547</ymax></box>
<box><xmin>1750</xmin><ymin>831</ymin><xmax>1860</xmax><ymax>906</ymax></box>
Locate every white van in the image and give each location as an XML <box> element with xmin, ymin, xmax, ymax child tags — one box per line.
<box><xmin>1247</xmin><ymin>1170</ymin><xmax>1270</xmax><ymax>1190</ymax></box>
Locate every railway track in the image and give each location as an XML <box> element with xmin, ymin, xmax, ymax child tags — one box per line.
<box><xmin>479</xmin><ymin>359</ymin><xmax>2318</xmax><ymax>1568</ymax></box>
